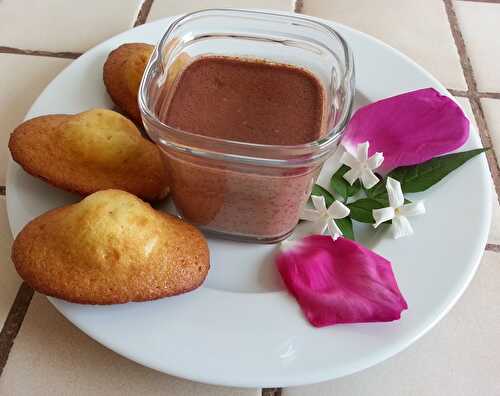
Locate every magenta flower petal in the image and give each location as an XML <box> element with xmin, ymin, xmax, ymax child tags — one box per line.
<box><xmin>276</xmin><ymin>236</ymin><xmax>408</xmax><ymax>327</ymax></box>
<box><xmin>343</xmin><ymin>88</ymin><xmax>469</xmax><ymax>173</ymax></box>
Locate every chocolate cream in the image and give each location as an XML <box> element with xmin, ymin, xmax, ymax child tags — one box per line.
<box><xmin>158</xmin><ymin>56</ymin><xmax>326</xmax><ymax>241</ymax></box>
<box><xmin>164</xmin><ymin>56</ymin><xmax>325</xmax><ymax>145</ymax></box>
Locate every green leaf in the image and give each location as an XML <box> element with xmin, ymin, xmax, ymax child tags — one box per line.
<box><xmin>387</xmin><ymin>148</ymin><xmax>488</xmax><ymax>193</ymax></box>
<box><xmin>365</xmin><ymin>183</ymin><xmax>391</xmax><ymax>206</ymax></box>
<box><xmin>311</xmin><ymin>184</ymin><xmax>334</xmax><ymax>207</ymax></box>
<box><xmin>366</xmin><ymin>181</ymin><xmax>386</xmax><ymax>200</ymax></box>
<box><xmin>336</xmin><ymin>217</ymin><xmax>355</xmax><ymax>240</ymax></box>
<box><xmin>347</xmin><ymin>199</ymin><xmax>386</xmax><ymax>223</ymax></box>
<box><xmin>364</xmin><ymin>173</ymin><xmax>386</xmax><ymax>201</ymax></box>
<box><xmin>330</xmin><ymin>165</ymin><xmax>361</xmax><ymax>199</ymax></box>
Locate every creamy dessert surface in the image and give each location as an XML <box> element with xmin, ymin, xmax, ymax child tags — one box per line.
<box><xmin>163</xmin><ymin>56</ymin><xmax>325</xmax><ymax>145</ymax></box>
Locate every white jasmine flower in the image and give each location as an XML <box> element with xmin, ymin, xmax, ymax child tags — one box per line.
<box><xmin>372</xmin><ymin>177</ymin><xmax>425</xmax><ymax>239</ymax></box>
<box><xmin>300</xmin><ymin>195</ymin><xmax>350</xmax><ymax>240</ymax></box>
<box><xmin>340</xmin><ymin>141</ymin><xmax>384</xmax><ymax>189</ymax></box>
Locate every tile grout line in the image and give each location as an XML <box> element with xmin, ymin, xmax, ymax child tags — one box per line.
<box><xmin>443</xmin><ymin>0</ymin><xmax>500</xmax><ymax>199</ymax></box>
<box><xmin>485</xmin><ymin>244</ymin><xmax>500</xmax><ymax>252</ymax></box>
<box><xmin>293</xmin><ymin>0</ymin><xmax>304</xmax><ymax>13</ymax></box>
<box><xmin>457</xmin><ymin>0</ymin><xmax>500</xmax><ymax>3</ymax></box>
<box><xmin>478</xmin><ymin>92</ymin><xmax>500</xmax><ymax>99</ymax></box>
<box><xmin>0</xmin><ymin>46</ymin><xmax>81</xmax><ymax>59</ymax></box>
<box><xmin>0</xmin><ymin>283</ymin><xmax>34</xmax><ymax>377</ymax></box>
<box><xmin>447</xmin><ymin>88</ymin><xmax>469</xmax><ymax>97</ymax></box>
<box><xmin>262</xmin><ymin>388</ymin><xmax>282</xmax><ymax>396</ymax></box>
<box><xmin>133</xmin><ymin>0</ymin><xmax>154</xmax><ymax>27</ymax></box>
<box><xmin>452</xmin><ymin>90</ymin><xmax>500</xmax><ymax>100</ymax></box>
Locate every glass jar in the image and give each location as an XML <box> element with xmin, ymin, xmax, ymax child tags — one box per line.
<box><xmin>139</xmin><ymin>9</ymin><xmax>354</xmax><ymax>243</ymax></box>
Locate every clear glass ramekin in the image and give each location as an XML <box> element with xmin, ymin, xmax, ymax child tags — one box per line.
<box><xmin>139</xmin><ymin>9</ymin><xmax>354</xmax><ymax>243</ymax></box>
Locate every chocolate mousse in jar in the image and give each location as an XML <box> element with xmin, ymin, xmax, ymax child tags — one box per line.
<box><xmin>140</xmin><ymin>9</ymin><xmax>354</xmax><ymax>243</ymax></box>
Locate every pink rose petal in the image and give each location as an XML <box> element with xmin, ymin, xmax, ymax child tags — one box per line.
<box><xmin>276</xmin><ymin>236</ymin><xmax>408</xmax><ymax>327</ymax></box>
<box><xmin>343</xmin><ymin>88</ymin><xmax>469</xmax><ymax>173</ymax></box>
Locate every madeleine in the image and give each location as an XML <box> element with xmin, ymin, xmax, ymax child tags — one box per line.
<box><xmin>9</xmin><ymin>108</ymin><xmax>169</xmax><ymax>201</ymax></box>
<box><xmin>103</xmin><ymin>43</ymin><xmax>154</xmax><ymax>124</ymax></box>
<box><xmin>12</xmin><ymin>190</ymin><xmax>210</xmax><ymax>305</ymax></box>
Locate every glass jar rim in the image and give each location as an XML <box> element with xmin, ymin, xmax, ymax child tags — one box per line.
<box><xmin>139</xmin><ymin>8</ymin><xmax>355</xmax><ymax>167</ymax></box>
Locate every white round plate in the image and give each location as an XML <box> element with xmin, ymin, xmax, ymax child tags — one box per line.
<box><xmin>6</xmin><ymin>12</ymin><xmax>491</xmax><ymax>388</ymax></box>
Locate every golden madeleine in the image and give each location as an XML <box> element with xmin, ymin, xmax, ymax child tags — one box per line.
<box><xmin>9</xmin><ymin>108</ymin><xmax>169</xmax><ymax>201</ymax></box>
<box><xmin>12</xmin><ymin>190</ymin><xmax>210</xmax><ymax>305</ymax></box>
<box><xmin>103</xmin><ymin>43</ymin><xmax>154</xmax><ymax>124</ymax></box>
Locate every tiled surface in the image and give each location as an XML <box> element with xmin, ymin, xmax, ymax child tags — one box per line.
<box><xmin>490</xmin><ymin>185</ymin><xmax>500</xmax><ymax>245</ymax></box>
<box><xmin>301</xmin><ymin>0</ymin><xmax>467</xmax><ymax>90</ymax></box>
<box><xmin>0</xmin><ymin>54</ymin><xmax>71</xmax><ymax>185</ymax></box>
<box><xmin>454</xmin><ymin>97</ymin><xmax>500</xmax><ymax>244</ymax></box>
<box><xmin>455</xmin><ymin>1</ymin><xmax>500</xmax><ymax>92</ymax></box>
<box><xmin>482</xmin><ymin>98</ymin><xmax>500</xmax><ymax>244</ymax></box>
<box><xmin>0</xmin><ymin>1</ymin><xmax>500</xmax><ymax>395</ymax></box>
<box><xmin>0</xmin><ymin>197</ymin><xmax>21</xmax><ymax>327</ymax></box>
<box><xmin>0</xmin><ymin>0</ymin><xmax>143</xmax><ymax>52</ymax></box>
<box><xmin>0</xmin><ymin>293</ymin><xmax>260</xmax><ymax>396</ymax></box>
<box><xmin>283</xmin><ymin>251</ymin><xmax>500</xmax><ymax>396</ymax></box>
<box><xmin>481</xmin><ymin>98</ymin><xmax>500</xmax><ymax>168</ymax></box>
<box><xmin>147</xmin><ymin>0</ymin><xmax>293</xmax><ymax>21</ymax></box>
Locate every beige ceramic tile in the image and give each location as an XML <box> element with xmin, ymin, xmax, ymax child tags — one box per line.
<box><xmin>283</xmin><ymin>251</ymin><xmax>500</xmax><ymax>396</ymax></box>
<box><xmin>0</xmin><ymin>293</ymin><xmax>260</xmax><ymax>396</ymax></box>
<box><xmin>490</xmin><ymin>185</ymin><xmax>500</xmax><ymax>245</ymax></box>
<box><xmin>302</xmin><ymin>0</ymin><xmax>466</xmax><ymax>90</ymax></box>
<box><xmin>455</xmin><ymin>1</ymin><xmax>500</xmax><ymax>92</ymax></box>
<box><xmin>481</xmin><ymin>98</ymin><xmax>500</xmax><ymax>245</ymax></box>
<box><xmin>0</xmin><ymin>54</ymin><xmax>71</xmax><ymax>185</ymax></box>
<box><xmin>0</xmin><ymin>0</ymin><xmax>142</xmax><ymax>52</ymax></box>
<box><xmin>454</xmin><ymin>97</ymin><xmax>499</xmax><ymax>244</ymax></box>
<box><xmin>0</xmin><ymin>197</ymin><xmax>22</xmax><ymax>327</ymax></box>
<box><xmin>147</xmin><ymin>0</ymin><xmax>293</xmax><ymax>21</ymax></box>
<box><xmin>481</xmin><ymin>98</ymin><xmax>500</xmax><ymax>168</ymax></box>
